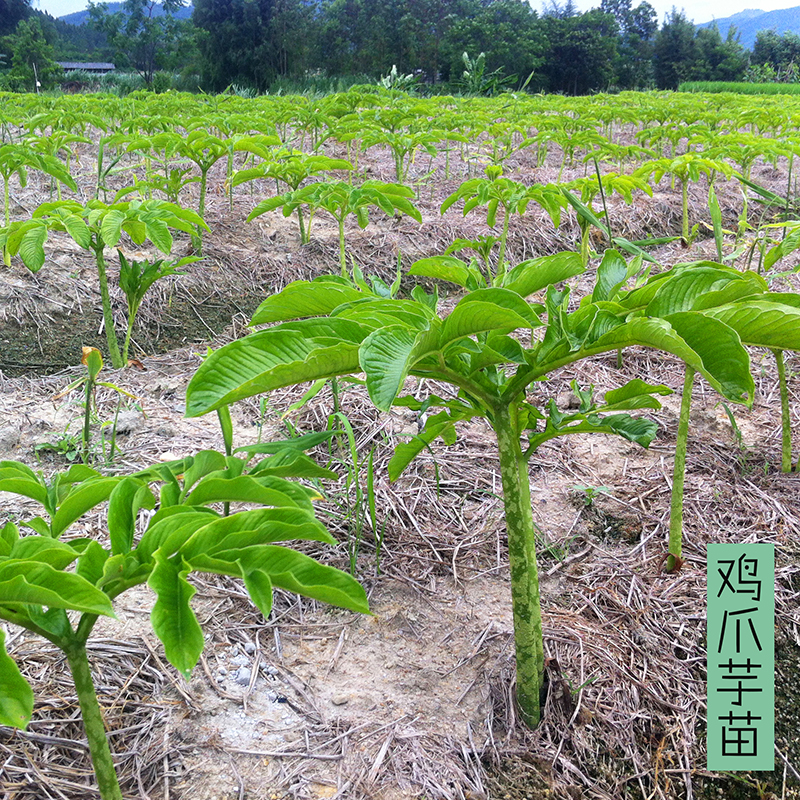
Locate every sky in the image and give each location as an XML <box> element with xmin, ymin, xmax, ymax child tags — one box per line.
<box><xmin>30</xmin><ymin>0</ymin><xmax>800</xmax><ymax>29</ymax></box>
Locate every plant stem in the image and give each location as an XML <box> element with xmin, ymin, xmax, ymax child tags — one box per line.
<box><xmin>579</xmin><ymin>223</ymin><xmax>590</xmax><ymax>267</ymax></box>
<box><xmin>493</xmin><ymin>404</ymin><xmax>544</xmax><ymax>728</ymax></box>
<box><xmin>195</xmin><ymin>168</ymin><xmax>208</xmax><ymax>254</ymax></box>
<box><xmin>93</xmin><ymin>245</ymin><xmax>123</xmax><ymax>369</ymax></box>
<box><xmin>774</xmin><ymin>349</ymin><xmax>792</xmax><ymax>473</ymax></box>
<box><xmin>65</xmin><ymin>643</ymin><xmax>123</xmax><ymax>800</ymax></box>
<box><xmin>83</xmin><ymin>375</ymin><xmax>94</xmax><ymax>465</ymax></box>
<box><xmin>668</xmin><ymin>366</ymin><xmax>694</xmax><ymax>572</ymax></box>
<box><xmin>122</xmin><ymin>308</ymin><xmax>136</xmax><ymax>366</ymax></box>
<box><xmin>496</xmin><ymin>207</ymin><xmax>511</xmax><ymax>285</ymax></box>
<box><xmin>681</xmin><ymin>179</ymin><xmax>689</xmax><ymax>242</ymax></box>
<box><xmin>338</xmin><ymin>218</ymin><xmax>347</xmax><ymax>277</ymax></box>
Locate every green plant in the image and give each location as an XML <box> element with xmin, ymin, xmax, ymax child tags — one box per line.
<box><xmin>185</xmin><ymin>249</ymin><xmax>757</xmax><ymax>727</ymax></box>
<box><xmin>0</xmin><ymin>444</ymin><xmax>368</xmax><ymax>800</ymax></box>
<box><xmin>634</xmin><ymin>154</ymin><xmax>733</xmax><ymax>242</ymax></box>
<box><xmin>232</xmin><ymin>149</ymin><xmax>351</xmax><ymax>244</ymax></box>
<box><xmin>0</xmin><ymin>199</ymin><xmax>208</xmax><ymax>369</ymax></box>
<box><xmin>459</xmin><ymin>51</ymin><xmax>516</xmax><ymax>96</ymax></box>
<box><xmin>440</xmin><ymin>167</ymin><xmax>566</xmax><ymax>281</ymax></box>
<box><xmin>620</xmin><ymin>260</ymin><xmax>800</xmax><ymax>569</ymax></box>
<box><xmin>117</xmin><ymin>250</ymin><xmax>198</xmax><ymax>364</ymax></box>
<box><xmin>0</xmin><ymin>143</ymin><xmax>78</xmax><ymax>226</ymax></box>
<box><xmin>247</xmin><ymin>179</ymin><xmax>421</xmax><ymax>276</ymax></box>
<box><xmin>33</xmin><ymin>431</ymin><xmax>82</xmax><ymax>463</ymax></box>
<box><xmin>573</xmin><ymin>484</ymin><xmax>612</xmax><ymax>506</ymax></box>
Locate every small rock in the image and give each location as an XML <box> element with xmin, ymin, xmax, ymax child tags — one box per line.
<box><xmin>0</xmin><ymin>426</ymin><xmax>20</xmax><ymax>453</ymax></box>
<box><xmin>231</xmin><ymin>654</ymin><xmax>249</xmax><ymax>667</ymax></box>
<box><xmin>113</xmin><ymin>411</ymin><xmax>143</xmax><ymax>435</ymax></box>
<box><xmin>243</xmin><ymin>641</ymin><xmax>256</xmax><ymax>655</ymax></box>
<box><xmin>217</xmin><ymin>667</ymin><xmax>227</xmax><ymax>676</ymax></box>
<box><xmin>331</xmin><ymin>693</ymin><xmax>349</xmax><ymax>706</ymax></box>
<box><xmin>556</xmin><ymin>391</ymin><xmax>581</xmax><ymax>410</ymax></box>
<box><xmin>235</xmin><ymin>667</ymin><xmax>252</xmax><ymax>686</ymax></box>
<box><xmin>156</xmin><ymin>424</ymin><xmax>176</xmax><ymax>439</ymax></box>
<box><xmin>264</xmin><ymin>665</ymin><xmax>280</xmax><ymax>676</ymax></box>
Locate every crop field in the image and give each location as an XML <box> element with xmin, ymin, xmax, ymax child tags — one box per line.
<box><xmin>0</xmin><ymin>88</ymin><xmax>799</xmax><ymax>800</ymax></box>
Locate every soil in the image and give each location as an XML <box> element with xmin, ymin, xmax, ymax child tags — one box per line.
<box><xmin>0</xmin><ymin>108</ymin><xmax>799</xmax><ymax>800</ymax></box>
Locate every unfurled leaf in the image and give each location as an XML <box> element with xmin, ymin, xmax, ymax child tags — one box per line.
<box><xmin>0</xmin><ymin>628</ymin><xmax>33</xmax><ymax>729</ymax></box>
<box><xmin>148</xmin><ymin>553</ymin><xmax>203</xmax><ymax>679</ymax></box>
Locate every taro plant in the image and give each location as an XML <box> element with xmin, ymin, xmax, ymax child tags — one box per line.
<box><xmin>232</xmin><ymin>149</ymin><xmax>352</xmax><ymax>244</ymax></box>
<box><xmin>117</xmin><ymin>250</ymin><xmax>199</xmax><ymax>364</ymax></box>
<box><xmin>0</xmin><ymin>142</ymin><xmax>78</xmax><ymax>226</ymax></box>
<box><xmin>634</xmin><ymin>154</ymin><xmax>733</xmax><ymax>243</ymax></box>
<box><xmin>185</xmin><ymin>248</ymin><xmax>756</xmax><ymax>727</ymax></box>
<box><xmin>0</xmin><ymin>443</ymin><xmax>368</xmax><ymax>800</ymax></box>
<box><xmin>0</xmin><ymin>199</ymin><xmax>207</xmax><ymax>369</ymax></box>
<box><xmin>247</xmin><ymin>179</ymin><xmax>422</xmax><ymax>275</ymax></box>
<box><xmin>441</xmin><ymin>167</ymin><xmax>566</xmax><ymax>282</ymax></box>
<box><xmin>611</xmin><ymin>259</ymin><xmax>800</xmax><ymax>568</ymax></box>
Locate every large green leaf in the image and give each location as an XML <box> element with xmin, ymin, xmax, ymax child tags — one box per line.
<box><xmin>408</xmin><ymin>256</ymin><xmax>477</xmax><ymax>289</ymax></box>
<box><xmin>0</xmin><ymin>628</ymin><xmax>33</xmax><ymax>729</ymax></box>
<box><xmin>193</xmin><ymin>545</ymin><xmax>369</xmax><ymax>614</ymax></box>
<box><xmin>8</xmin><ymin>536</ymin><xmax>78</xmax><ymax>569</ymax></box>
<box><xmin>441</xmin><ymin>289</ymin><xmax>539</xmax><ymax>344</ymax></box>
<box><xmin>591</xmin><ymin>249</ymin><xmax>628</xmax><ymax>303</ymax></box>
<box><xmin>664</xmin><ymin>312</ymin><xmax>754</xmax><ymax>402</ymax></box>
<box><xmin>18</xmin><ymin>224</ymin><xmax>48</xmax><ymax>273</ymax></box>
<box><xmin>359</xmin><ymin>324</ymin><xmax>441</xmax><ymax>411</ymax></box>
<box><xmin>100</xmin><ymin>210</ymin><xmax>125</xmax><ymax>247</ymax></box>
<box><xmin>503</xmin><ymin>252</ymin><xmax>584</xmax><ymax>298</ymax></box>
<box><xmin>181</xmin><ymin>450</ymin><xmax>229</xmax><ymax>495</ymax></box>
<box><xmin>0</xmin><ymin>471</ymin><xmax>48</xmax><ymax>507</ymax></box>
<box><xmin>135</xmin><ymin>509</ymin><xmax>221</xmax><ymax>564</ymax></box>
<box><xmin>240</xmin><ymin>566</ymin><xmax>273</xmax><ymax>619</ymax></box>
<box><xmin>539</xmin><ymin>315</ymin><xmax>753</xmax><ymax>403</ymax></box>
<box><xmin>0</xmin><ymin>561</ymin><xmax>115</xmax><ymax>615</ymax></box>
<box><xmin>184</xmin><ymin>476</ymin><xmax>306</xmax><ymax>508</ymax></box>
<box><xmin>247</xmin><ymin>450</ymin><xmax>339</xmax><ymax>480</ymax></box>
<box><xmin>703</xmin><ymin>300</ymin><xmax>800</xmax><ymax>351</ymax></box>
<box><xmin>149</xmin><ymin>554</ymin><xmax>204</xmax><ymax>679</ymax></box>
<box><xmin>180</xmin><ymin>508</ymin><xmax>335</xmax><ymax>561</ymax></box>
<box><xmin>51</xmin><ymin>478</ymin><xmax>119</xmax><ymax>538</ymax></box>
<box><xmin>185</xmin><ymin>319</ymin><xmax>366</xmax><ymax>417</ymax></box>
<box><xmin>108</xmin><ymin>478</ymin><xmax>154</xmax><ymax>556</ymax></box>
<box><xmin>250</xmin><ymin>279</ymin><xmax>367</xmax><ymax>325</ymax></box>
<box><xmin>645</xmin><ymin>266</ymin><xmax>751</xmax><ymax>317</ymax></box>
<box><xmin>602</xmin><ymin>379</ymin><xmax>672</xmax><ymax>411</ymax></box>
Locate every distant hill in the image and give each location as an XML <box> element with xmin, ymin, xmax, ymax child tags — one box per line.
<box><xmin>59</xmin><ymin>2</ymin><xmax>193</xmax><ymax>26</ymax></box>
<box><xmin>697</xmin><ymin>6</ymin><xmax>800</xmax><ymax>49</ymax></box>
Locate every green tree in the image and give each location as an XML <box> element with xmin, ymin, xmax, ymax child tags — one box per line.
<box><xmin>602</xmin><ymin>0</ymin><xmax>657</xmax><ymax>87</ymax></box>
<box><xmin>88</xmin><ymin>0</ymin><xmax>189</xmax><ymax>86</ymax></box>
<box><xmin>0</xmin><ymin>0</ymin><xmax>30</xmax><ymax>36</ymax></box>
<box><xmin>652</xmin><ymin>8</ymin><xmax>701</xmax><ymax>89</ymax></box>
<box><xmin>694</xmin><ymin>23</ymin><xmax>748</xmax><ymax>81</ymax></box>
<box><xmin>7</xmin><ymin>17</ymin><xmax>62</xmax><ymax>91</ymax></box>
<box><xmin>439</xmin><ymin>0</ymin><xmax>545</xmax><ymax>85</ymax></box>
<box><xmin>193</xmin><ymin>0</ymin><xmax>315</xmax><ymax>91</ymax></box>
<box><xmin>752</xmin><ymin>29</ymin><xmax>800</xmax><ymax>80</ymax></box>
<box><xmin>539</xmin><ymin>8</ymin><xmax>619</xmax><ymax>94</ymax></box>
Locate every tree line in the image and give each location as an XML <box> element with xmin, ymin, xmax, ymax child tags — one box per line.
<box><xmin>1</xmin><ymin>0</ymin><xmax>798</xmax><ymax>94</ymax></box>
